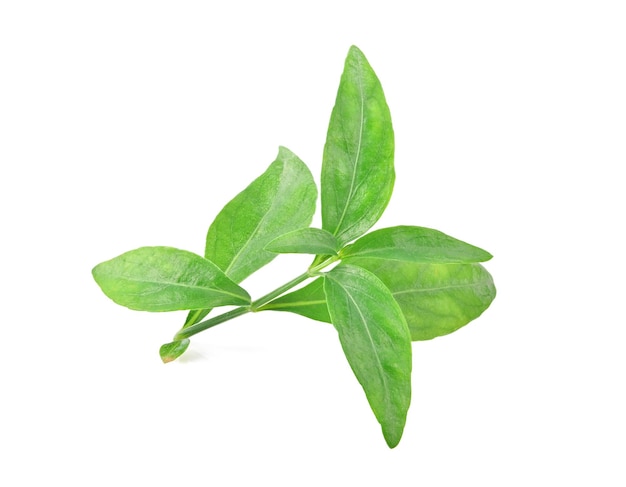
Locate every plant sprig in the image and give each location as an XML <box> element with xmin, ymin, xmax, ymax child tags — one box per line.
<box><xmin>92</xmin><ymin>46</ymin><xmax>496</xmax><ymax>448</ymax></box>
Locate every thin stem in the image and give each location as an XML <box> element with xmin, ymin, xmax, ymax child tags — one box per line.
<box><xmin>174</xmin><ymin>306</ymin><xmax>249</xmax><ymax>340</ymax></box>
<box><xmin>173</xmin><ymin>255</ymin><xmax>339</xmax><ymax>341</ymax></box>
<box><xmin>249</xmin><ymin>271</ymin><xmax>311</xmax><ymax>311</ymax></box>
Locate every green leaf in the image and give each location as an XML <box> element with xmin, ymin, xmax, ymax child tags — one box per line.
<box><xmin>324</xmin><ymin>264</ymin><xmax>411</xmax><ymax>448</ymax></box>
<box><xmin>184</xmin><ymin>146</ymin><xmax>317</xmax><ymax>327</ymax></box>
<box><xmin>341</xmin><ymin>226</ymin><xmax>493</xmax><ymax>264</ymax></box>
<box><xmin>205</xmin><ymin>146</ymin><xmax>317</xmax><ymax>280</ymax></box>
<box><xmin>92</xmin><ymin>246</ymin><xmax>251</xmax><ymax>311</ymax></box>
<box><xmin>160</xmin><ymin>339</ymin><xmax>190</xmax><ymax>363</ymax></box>
<box><xmin>264</xmin><ymin>260</ymin><xmax>496</xmax><ymax>341</ymax></box>
<box><xmin>322</xmin><ymin>45</ymin><xmax>394</xmax><ymax>246</ymax></box>
<box><xmin>354</xmin><ymin>259</ymin><xmax>496</xmax><ymax>340</ymax></box>
<box><xmin>265</xmin><ymin>228</ymin><xmax>340</xmax><ymax>255</ymax></box>
<box><xmin>257</xmin><ymin>277</ymin><xmax>330</xmax><ymax>322</ymax></box>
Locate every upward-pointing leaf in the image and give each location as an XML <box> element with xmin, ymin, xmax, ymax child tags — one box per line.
<box><xmin>322</xmin><ymin>46</ymin><xmax>394</xmax><ymax>246</ymax></box>
<box><xmin>184</xmin><ymin>146</ymin><xmax>317</xmax><ymax>328</ymax></box>
<box><xmin>205</xmin><ymin>146</ymin><xmax>317</xmax><ymax>281</ymax></box>
<box><xmin>324</xmin><ymin>264</ymin><xmax>412</xmax><ymax>448</ymax></box>
<box><xmin>92</xmin><ymin>246</ymin><xmax>250</xmax><ymax>312</ymax></box>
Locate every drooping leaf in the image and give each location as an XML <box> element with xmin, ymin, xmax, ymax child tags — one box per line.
<box><xmin>264</xmin><ymin>261</ymin><xmax>496</xmax><ymax>341</ymax></box>
<box><xmin>257</xmin><ymin>277</ymin><xmax>330</xmax><ymax>322</ymax></box>
<box><xmin>92</xmin><ymin>246</ymin><xmax>250</xmax><ymax>311</ymax></box>
<box><xmin>160</xmin><ymin>339</ymin><xmax>190</xmax><ymax>363</ymax></box>
<box><xmin>184</xmin><ymin>146</ymin><xmax>317</xmax><ymax>327</ymax></box>
<box><xmin>322</xmin><ymin>46</ymin><xmax>394</xmax><ymax>246</ymax></box>
<box><xmin>341</xmin><ymin>226</ymin><xmax>493</xmax><ymax>264</ymax></box>
<box><xmin>265</xmin><ymin>228</ymin><xmax>340</xmax><ymax>255</ymax></box>
<box><xmin>323</xmin><ymin>264</ymin><xmax>411</xmax><ymax>448</ymax></box>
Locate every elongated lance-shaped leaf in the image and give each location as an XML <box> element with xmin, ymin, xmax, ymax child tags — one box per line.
<box><xmin>341</xmin><ymin>226</ymin><xmax>493</xmax><ymax>264</ymax></box>
<box><xmin>183</xmin><ymin>146</ymin><xmax>317</xmax><ymax>328</ymax></box>
<box><xmin>322</xmin><ymin>46</ymin><xmax>394</xmax><ymax>246</ymax></box>
<box><xmin>92</xmin><ymin>247</ymin><xmax>251</xmax><ymax>311</ymax></box>
<box><xmin>324</xmin><ymin>264</ymin><xmax>412</xmax><ymax>448</ymax></box>
<box><xmin>263</xmin><ymin>261</ymin><xmax>496</xmax><ymax>341</ymax></box>
<box><xmin>265</xmin><ymin>228</ymin><xmax>340</xmax><ymax>255</ymax></box>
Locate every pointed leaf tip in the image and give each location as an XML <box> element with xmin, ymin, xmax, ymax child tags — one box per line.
<box><xmin>322</xmin><ymin>44</ymin><xmax>394</xmax><ymax>245</ymax></box>
<box><xmin>324</xmin><ymin>264</ymin><xmax>411</xmax><ymax>448</ymax></box>
<box><xmin>92</xmin><ymin>246</ymin><xmax>250</xmax><ymax>311</ymax></box>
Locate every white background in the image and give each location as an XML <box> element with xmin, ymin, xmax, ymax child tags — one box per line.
<box><xmin>1</xmin><ymin>1</ymin><xmax>625</xmax><ymax>485</ymax></box>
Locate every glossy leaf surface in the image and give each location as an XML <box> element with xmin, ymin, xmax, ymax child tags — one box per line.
<box><xmin>322</xmin><ymin>46</ymin><xmax>394</xmax><ymax>246</ymax></box>
<box><xmin>92</xmin><ymin>246</ymin><xmax>250</xmax><ymax>311</ymax></box>
<box><xmin>184</xmin><ymin>146</ymin><xmax>317</xmax><ymax>328</ymax></box>
<box><xmin>265</xmin><ymin>228</ymin><xmax>340</xmax><ymax>255</ymax></box>
<box><xmin>341</xmin><ymin>226</ymin><xmax>493</xmax><ymax>264</ymax></box>
<box><xmin>265</xmin><ymin>261</ymin><xmax>495</xmax><ymax>341</ymax></box>
<box><xmin>324</xmin><ymin>264</ymin><xmax>411</xmax><ymax>448</ymax></box>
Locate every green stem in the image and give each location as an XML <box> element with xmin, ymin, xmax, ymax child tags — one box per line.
<box><xmin>174</xmin><ymin>306</ymin><xmax>249</xmax><ymax>340</ymax></box>
<box><xmin>174</xmin><ymin>255</ymin><xmax>339</xmax><ymax>340</ymax></box>
<box><xmin>249</xmin><ymin>271</ymin><xmax>311</xmax><ymax>311</ymax></box>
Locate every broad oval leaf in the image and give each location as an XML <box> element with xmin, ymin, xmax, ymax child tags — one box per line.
<box><xmin>353</xmin><ymin>259</ymin><xmax>496</xmax><ymax>340</ymax></box>
<box><xmin>92</xmin><ymin>246</ymin><xmax>251</xmax><ymax>311</ymax></box>
<box><xmin>322</xmin><ymin>46</ymin><xmax>394</xmax><ymax>246</ymax></box>
<box><xmin>324</xmin><ymin>264</ymin><xmax>411</xmax><ymax>448</ymax></box>
<box><xmin>263</xmin><ymin>261</ymin><xmax>496</xmax><ymax>341</ymax></box>
<box><xmin>341</xmin><ymin>226</ymin><xmax>493</xmax><ymax>263</ymax></box>
<box><xmin>184</xmin><ymin>146</ymin><xmax>317</xmax><ymax>328</ymax></box>
<box><xmin>265</xmin><ymin>228</ymin><xmax>340</xmax><ymax>255</ymax></box>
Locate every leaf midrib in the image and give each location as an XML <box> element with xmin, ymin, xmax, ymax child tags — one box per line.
<box><xmin>345</xmin><ymin>254</ymin><xmax>484</xmax><ymax>263</ymax></box>
<box><xmin>224</xmin><ymin>162</ymin><xmax>285</xmax><ymax>276</ymax></box>
<box><xmin>392</xmin><ymin>278</ymin><xmax>494</xmax><ymax>296</ymax></box>
<box><xmin>336</xmin><ymin>278</ymin><xmax>390</xmax><ymax>406</ymax></box>
<box><xmin>110</xmin><ymin>275</ymin><xmax>245</xmax><ymax>299</ymax></box>
<box><xmin>333</xmin><ymin>57</ymin><xmax>365</xmax><ymax>238</ymax></box>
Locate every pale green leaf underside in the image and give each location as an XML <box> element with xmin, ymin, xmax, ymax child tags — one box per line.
<box><xmin>264</xmin><ymin>261</ymin><xmax>495</xmax><ymax>341</ymax></box>
<box><xmin>265</xmin><ymin>228</ymin><xmax>339</xmax><ymax>255</ymax></box>
<box><xmin>322</xmin><ymin>45</ymin><xmax>394</xmax><ymax>246</ymax></box>
<box><xmin>324</xmin><ymin>264</ymin><xmax>412</xmax><ymax>448</ymax></box>
<box><xmin>184</xmin><ymin>146</ymin><xmax>317</xmax><ymax>328</ymax></box>
<box><xmin>92</xmin><ymin>246</ymin><xmax>251</xmax><ymax>312</ymax></box>
<box><xmin>341</xmin><ymin>226</ymin><xmax>493</xmax><ymax>264</ymax></box>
